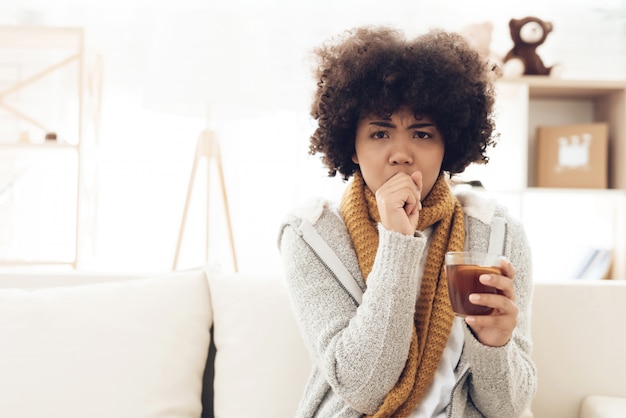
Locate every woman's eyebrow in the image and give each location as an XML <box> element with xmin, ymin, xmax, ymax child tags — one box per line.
<box><xmin>369</xmin><ymin>121</ymin><xmax>395</xmax><ymax>128</ymax></box>
<box><xmin>408</xmin><ymin>123</ymin><xmax>435</xmax><ymax>129</ymax></box>
<box><xmin>369</xmin><ymin>121</ymin><xmax>435</xmax><ymax>129</ymax></box>
<box><xmin>369</xmin><ymin>119</ymin><xmax>435</xmax><ymax>129</ymax></box>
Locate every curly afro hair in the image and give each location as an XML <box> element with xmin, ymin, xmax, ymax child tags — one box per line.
<box><xmin>309</xmin><ymin>26</ymin><xmax>500</xmax><ymax>180</ymax></box>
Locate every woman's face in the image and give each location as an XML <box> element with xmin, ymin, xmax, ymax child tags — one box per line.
<box><xmin>352</xmin><ymin>107</ymin><xmax>445</xmax><ymax>199</ymax></box>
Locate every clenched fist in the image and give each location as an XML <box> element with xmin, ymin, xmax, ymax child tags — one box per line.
<box><xmin>375</xmin><ymin>171</ymin><xmax>423</xmax><ymax>235</ymax></box>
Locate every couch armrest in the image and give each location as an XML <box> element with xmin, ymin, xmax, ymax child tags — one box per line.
<box><xmin>580</xmin><ymin>395</ymin><xmax>626</xmax><ymax>418</ymax></box>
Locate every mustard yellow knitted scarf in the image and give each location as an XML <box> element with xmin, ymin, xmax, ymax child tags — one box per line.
<box><xmin>339</xmin><ymin>172</ymin><xmax>465</xmax><ymax>417</ymax></box>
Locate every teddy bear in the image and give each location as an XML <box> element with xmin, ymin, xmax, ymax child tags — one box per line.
<box><xmin>502</xmin><ymin>16</ymin><xmax>560</xmax><ymax>78</ymax></box>
<box><xmin>459</xmin><ymin>21</ymin><xmax>503</xmax><ymax>70</ymax></box>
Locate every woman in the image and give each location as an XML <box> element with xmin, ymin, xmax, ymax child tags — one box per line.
<box><xmin>278</xmin><ymin>26</ymin><xmax>536</xmax><ymax>418</ymax></box>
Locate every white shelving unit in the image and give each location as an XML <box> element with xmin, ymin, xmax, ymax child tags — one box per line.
<box><xmin>0</xmin><ymin>26</ymin><xmax>101</xmax><ymax>268</ymax></box>
<box><xmin>461</xmin><ymin>77</ymin><xmax>626</xmax><ymax>281</ymax></box>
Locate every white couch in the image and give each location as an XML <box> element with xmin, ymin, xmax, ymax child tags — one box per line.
<box><xmin>1</xmin><ymin>267</ymin><xmax>625</xmax><ymax>418</ymax></box>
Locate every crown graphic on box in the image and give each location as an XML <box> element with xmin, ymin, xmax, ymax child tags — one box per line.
<box><xmin>536</xmin><ymin>122</ymin><xmax>607</xmax><ymax>188</ymax></box>
<box><xmin>555</xmin><ymin>133</ymin><xmax>593</xmax><ymax>172</ymax></box>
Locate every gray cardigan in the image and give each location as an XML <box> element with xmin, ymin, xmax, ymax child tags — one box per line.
<box><xmin>278</xmin><ymin>191</ymin><xmax>536</xmax><ymax>418</ymax></box>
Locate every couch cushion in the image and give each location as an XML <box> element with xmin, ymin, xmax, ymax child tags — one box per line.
<box><xmin>531</xmin><ymin>281</ymin><xmax>626</xmax><ymax>418</ymax></box>
<box><xmin>0</xmin><ymin>269</ymin><xmax>212</xmax><ymax>418</ymax></box>
<box><xmin>580</xmin><ymin>395</ymin><xmax>626</xmax><ymax>418</ymax></box>
<box><xmin>208</xmin><ymin>270</ymin><xmax>311</xmax><ymax>418</ymax></box>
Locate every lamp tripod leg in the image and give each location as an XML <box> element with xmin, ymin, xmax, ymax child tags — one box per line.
<box><xmin>173</xmin><ymin>130</ymin><xmax>238</xmax><ymax>272</ymax></box>
<box><xmin>172</xmin><ymin>137</ymin><xmax>202</xmax><ymax>271</ymax></box>
<box><xmin>216</xmin><ymin>146</ymin><xmax>238</xmax><ymax>272</ymax></box>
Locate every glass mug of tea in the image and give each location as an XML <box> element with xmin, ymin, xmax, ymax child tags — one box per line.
<box><xmin>444</xmin><ymin>251</ymin><xmax>504</xmax><ymax>316</ymax></box>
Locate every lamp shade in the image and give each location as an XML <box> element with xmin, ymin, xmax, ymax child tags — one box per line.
<box><xmin>143</xmin><ymin>9</ymin><xmax>310</xmax><ymax>118</ymax></box>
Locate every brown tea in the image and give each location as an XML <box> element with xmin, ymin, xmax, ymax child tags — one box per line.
<box><xmin>446</xmin><ymin>264</ymin><xmax>503</xmax><ymax>316</ymax></box>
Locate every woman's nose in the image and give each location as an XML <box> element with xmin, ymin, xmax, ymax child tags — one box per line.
<box><xmin>389</xmin><ymin>141</ymin><xmax>413</xmax><ymax>165</ymax></box>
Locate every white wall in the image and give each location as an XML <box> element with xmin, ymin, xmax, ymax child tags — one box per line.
<box><xmin>1</xmin><ymin>0</ymin><xmax>625</xmax><ymax>274</ymax></box>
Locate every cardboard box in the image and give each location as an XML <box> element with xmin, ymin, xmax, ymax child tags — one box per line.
<box><xmin>535</xmin><ymin>122</ymin><xmax>608</xmax><ymax>188</ymax></box>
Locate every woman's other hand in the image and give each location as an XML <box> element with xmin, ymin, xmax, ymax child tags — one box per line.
<box><xmin>464</xmin><ymin>257</ymin><xmax>518</xmax><ymax>347</ymax></box>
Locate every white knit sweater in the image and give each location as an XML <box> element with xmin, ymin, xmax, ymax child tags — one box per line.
<box><xmin>278</xmin><ymin>191</ymin><xmax>536</xmax><ymax>417</ymax></box>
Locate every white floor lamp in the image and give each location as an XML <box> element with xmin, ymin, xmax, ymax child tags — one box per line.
<box><xmin>144</xmin><ymin>13</ymin><xmax>247</xmax><ymax>272</ymax></box>
<box><xmin>172</xmin><ymin>128</ymin><xmax>238</xmax><ymax>272</ymax></box>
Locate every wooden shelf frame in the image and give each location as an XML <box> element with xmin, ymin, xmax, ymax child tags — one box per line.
<box><xmin>487</xmin><ymin>77</ymin><xmax>626</xmax><ymax>280</ymax></box>
<box><xmin>0</xmin><ymin>26</ymin><xmax>101</xmax><ymax>268</ymax></box>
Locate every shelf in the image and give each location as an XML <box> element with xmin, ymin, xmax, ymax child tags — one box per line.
<box><xmin>502</xmin><ymin>76</ymin><xmax>626</xmax><ymax>98</ymax></box>
<box><xmin>473</xmin><ymin>186</ymin><xmax>626</xmax><ymax>281</ymax></box>
<box><xmin>0</xmin><ymin>142</ymin><xmax>78</xmax><ymax>150</ymax></box>
<box><xmin>0</xmin><ymin>26</ymin><xmax>83</xmax><ymax>49</ymax></box>
<box><xmin>524</xmin><ymin>187</ymin><xmax>626</xmax><ymax>196</ymax></box>
<box><xmin>0</xmin><ymin>25</ymin><xmax>100</xmax><ymax>269</ymax></box>
<box><xmin>473</xmin><ymin>77</ymin><xmax>626</xmax><ymax>280</ymax></box>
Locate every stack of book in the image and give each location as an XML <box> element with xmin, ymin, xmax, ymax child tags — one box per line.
<box><xmin>572</xmin><ymin>248</ymin><xmax>612</xmax><ymax>280</ymax></box>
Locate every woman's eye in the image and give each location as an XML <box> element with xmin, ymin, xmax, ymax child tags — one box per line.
<box><xmin>413</xmin><ymin>131</ymin><xmax>432</xmax><ymax>139</ymax></box>
<box><xmin>371</xmin><ymin>131</ymin><xmax>388</xmax><ymax>139</ymax></box>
